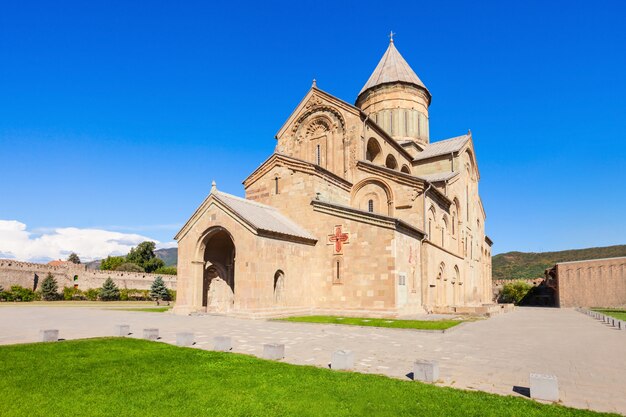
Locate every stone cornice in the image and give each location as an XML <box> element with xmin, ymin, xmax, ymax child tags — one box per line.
<box><xmin>424</xmin><ymin>240</ymin><xmax>464</xmax><ymax>260</ymax></box>
<box><xmin>311</xmin><ymin>200</ymin><xmax>425</xmax><ymax>239</ymax></box>
<box><xmin>243</xmin><ymin>153</ymin><xmax>352</xmax><ymax>192</ymax></box>
<box><xmin>357</xmin><ymin>160</ymin><xmax>426</xmax><ymax>189</ymax></box>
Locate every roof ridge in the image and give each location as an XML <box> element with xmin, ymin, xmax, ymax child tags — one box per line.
<box><xmin>214</xmin><ymin>190</ymin><xmax>278</xmax><ymax>211</ymax></box>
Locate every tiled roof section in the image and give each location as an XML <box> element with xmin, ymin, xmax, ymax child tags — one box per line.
<box><xmin>213</xmin><ymin>191</ymin><xmax>316</xmax><ymax>241</ymax></box>
<box><xmin>413</xmin><ymin>134</ymin><xmax>470</xmax><ymax>161</ymax></box>
<box><xmin>417</xmin><ymin>172</ymin><xmax>458</xmax><ymax>183</ymax></box>
<box><xmin>359</xmin><ymin>41</ymin><xmax>428</xmax><ymax>96</ymax></box>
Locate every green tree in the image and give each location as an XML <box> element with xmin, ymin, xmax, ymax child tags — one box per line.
<box><xmin>143</xmin><ymin>257</ymin><xmax>165</xmax><ymax>273</ymax></box>
<box><xmin>115</xmin><ymin>263</ymin><xmax>145</xmax><ymax>272</ymax></box>
<box><xmin>67</xmin><ymin>252</ymin><xmax>81</xmax><ymax>264</ymax></box>
<box><xmin>126</xmin><ymin>241</ymin><xmax>157</xmax><ymax>267</ymax></box>
<box><xmin>41</xmin><ymin>273</ymin><xmax>59</xmax><ymax>301</ymax></box>
<box><xmin>100</xmin><ymin>278</ymin><xmax>120</xmax><ymax>301</ymax></box>
<box><xmin>100</xmin><ymin>256</ymin><xmax>126</xmax><ymax>271</ymax></box>
<box><xmin>498</xmin><ymin>281</ymin><xmax>532</xmax><ymax>304</ymax></box>
<box><xmin>150</xmin><ymin>276</ymin><xmax>170</xmax><ymax>304</ymax></box>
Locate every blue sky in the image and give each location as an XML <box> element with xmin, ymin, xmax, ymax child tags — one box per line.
<box><xmin>1</xmin><ymin>0</ymin><xmax>625</xmax><ymax>260</ymax></box>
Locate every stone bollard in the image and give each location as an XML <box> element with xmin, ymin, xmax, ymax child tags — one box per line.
<box><xmin>530</xmin><ymin>373</ymin><xmax>559</xmax><ymax>402</ymax></box>
<box><xmin>115</xmin><ymin>324</ymin><xmax>130</xmax><ymax>337</ymax></box>
<box><xmin>331</xmin><ymin>350</ymin><xmax>354</xmax><ymax>370</ymax></box>
<box><xmin>413</xmin><ymin>360</ymin><xmax>439</xmax><ymax>383</ymax></box>
<box><xmin>176</xmin><ymin>332</ymin><xmax>194</xmax><ymax>347</ymax></box>
<box><xmin>262</xmin><ymin>343</ymin><xmax>285</xmax><ymax>360</ymax></box>
<box><xmin>40</xmin><ymin>329</ymin><xmax>59</xmax><ymax>342</ymax></box>
<box><xmin>143</xmin><ymin>328</ymin><xmax>159</xmax><ymax>341</ymax></box>
<box><xmin>214</xmin><ymin>336</ymin><xmax>232</xmax><ymax>352</ymax></box>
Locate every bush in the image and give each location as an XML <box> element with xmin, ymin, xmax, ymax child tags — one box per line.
<box><xmin>7</xmin><ymin>285</ymin><xmax>38</xmax><ymax>302</ymax></box>
<box><xmin>115</xmin><ymin>263</ymin><xmax>145</xmax><ymax>272</ymax></box>
<box><xmin>168</xmin><ymin>289</ymin><xmax>176</xmax><ymax>301</ymax></box>
<box><xmin>41</xmin><ymin>273</ymin><xmax>60</xmax><ymax>301</ymax></box>
<box><xmin>84</xmin><ymin>288</ymin><xmax>100</xmax><ymax>301</ymax></box>
<box><xmin>63</xmin><ymin>287</ymin><xmax>86</xmax><ymax>301</ymax></box>
<box><xmin>100</xmin><ymin>278</ymin><xmax>120</xmax><ymax>301</ymax></box>
<box><xmin>153</xmin><ymin>266</ymin><xmax>177</xmax><ymax>275</ymax></box>
<box><xmin>498</xmin><ymin>281</ymin><xmax>532</xmax><ymax>304</ymax></box>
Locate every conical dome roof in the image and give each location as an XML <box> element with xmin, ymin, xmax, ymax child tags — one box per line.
<box><xmin>358</xmin><ymin>40</ymin><xmax>429</xmax><ymax>98</ymax></box>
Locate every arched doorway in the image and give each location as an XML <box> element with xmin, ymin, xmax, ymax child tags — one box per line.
<box><xmin>201</xmin><ymin>228</ymin><xmax>236</xmax><ymax>313</ymax></box>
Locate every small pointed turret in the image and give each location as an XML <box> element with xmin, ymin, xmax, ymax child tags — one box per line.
<box><xmin>356</xmin><ymin>38</ymin><xmax>431</xmax><ymax>144</ymax></box>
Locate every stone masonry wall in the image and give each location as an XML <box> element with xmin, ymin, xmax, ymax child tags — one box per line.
<box><xmin>556</xmin><ymin>257</ymin><xmax>626</xmax><ymax>308</ymax></box>
<box><xmin>0</xmin><ymin>259</ymin><xmax>176</xmax><ymax>292</ymax></box>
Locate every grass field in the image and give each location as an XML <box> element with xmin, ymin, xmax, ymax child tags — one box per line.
<box><xmin>592</xmin><ymin>309</ymin><xmax>626</xmax><ymax>321</ymax></box>
<box><xmin>278</xmin><ymin>315</ymin><xmax>463</xmax><ymax>330</ymax></box>
<box><xmin>0</xmin><ymin>338</ymin><xmax>616</xmax><ymax>417</ymax></box>
<box><xmin>112</xmin><ymin>306</ymin><xmax>172</xmax><ymax>312</ymax></box>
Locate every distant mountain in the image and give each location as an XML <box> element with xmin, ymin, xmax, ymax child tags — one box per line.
<box><xmin>155</xmin><ymin>247</ymin><xmax>177</xmax><ymax>266</ymax></box>
<box><xmin>85</xmin><ymin>247</ymin><xmax>178</xmax><ymax>270</ymax></box>
<box><xmin>492</xmin><ymin>244</ymin><xmax>626</xmax><ymax>280</ymax></box>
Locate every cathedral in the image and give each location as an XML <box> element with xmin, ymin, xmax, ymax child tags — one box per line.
<box><xmin>174</xmin><ymin>38</ymin><xmax>493</xmax><ymax>317</ymax></box>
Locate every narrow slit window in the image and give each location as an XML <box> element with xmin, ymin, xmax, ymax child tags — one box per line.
<box><xmin>368</xmin><ymin>199</ymin><xmax>374</xmax><ymax>213</ymax></box>
<box><xmin>316</xmin><ymin>144</ymin><xmax>321</xmax><ymax>165</ymax></box>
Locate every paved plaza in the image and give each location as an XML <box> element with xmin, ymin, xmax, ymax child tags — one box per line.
<box><xmin>0</xmin><ymin>306</ymin><xmax>624</xmax><ymax>415</ymax></box>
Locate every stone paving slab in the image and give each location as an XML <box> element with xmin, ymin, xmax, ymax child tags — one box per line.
<box><xmin>0</xmin><ymin>306</ymin><xmax>624</xmax><ymax>415</ymax></box>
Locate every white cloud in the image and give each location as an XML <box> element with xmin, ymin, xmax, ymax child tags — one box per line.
<box><xmin>0</xmin><ymin>220</ymin><xmax>172</xmax><ymax>262</ymax></box>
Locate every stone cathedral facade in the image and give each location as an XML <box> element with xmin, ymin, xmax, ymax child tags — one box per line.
<box><xmin>174</xmin><ymin>39</ymin><xmax>493</xmax><ymax>317</ymax></box>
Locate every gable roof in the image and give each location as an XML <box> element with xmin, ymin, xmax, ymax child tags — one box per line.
<box><xmin>358</xmin><ymin>40</ymin><xmax>429</xmax><ymax>97</ymax></box>
<box><xmin>413</xmin><ymin>134</ymin><xmax>470</xmax><ymax>161</ymax></box>
<box><xmin>174</xmin><ymin>188</ymin><xmax>316</xmax><ymax>243</ymax></box>
<box><xmin>212</xmin><ymin>191</ymin><xmax>316</xmax><ymax>241</ymax></box>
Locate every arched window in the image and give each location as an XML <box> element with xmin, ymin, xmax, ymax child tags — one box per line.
<box><xmin>273</xmin><ymin>270</ymin><xmax>285</xmax><ymax>304</ymax></box>
<box><xmin>400</xmin><ymin>165</ymin><xmax>411</xmax><ymax>174</ymax></box>
<box><xmin>385</xmin><ymin>154</ymin><xmax>398</xmax><ymax>170</ymax></box>
<box><xmin>366</xmin><ymin>138</ymin><xmax>381</xmax><ymax>163</ymax></box>
<box><xmin>368</xmin><ymin>199</ymin><xmax>374</xmax><ymax>213</ymax></box>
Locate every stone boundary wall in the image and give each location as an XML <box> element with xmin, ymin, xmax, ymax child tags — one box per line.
<box><xmin>0</xmin><ymin>259</ymin><xmax>177</xmax><ymax>292</ymax></box>
<box><xmin>555</xmin><ymin>257</ymin><xmax>626</xmax><ymax>308</ymax></box>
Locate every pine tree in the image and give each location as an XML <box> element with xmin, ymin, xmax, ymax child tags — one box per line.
<box><xmin>100</xmin><ymin>278</ymin><xmax>120</xmax><ymax>301</ymax></box>
<box><xmin>41</xmin><ymin>273</ymin><xmax>59</xmax><ymax>301</ymax></box>
<box><xmin>150</xmin><ymin>276</ymin><xmax>170</xmax><ymax>304</ymax></box>
<box><xmin>67</xmin><ymin>253</ymin><xmax>81</xmax><ymax>264</ymax></box>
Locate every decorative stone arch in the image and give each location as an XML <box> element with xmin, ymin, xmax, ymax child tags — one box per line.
<box><xmin>385</xmin><ymin>154</ymin><xmax>398</xmax><ymax>170</ymax></box>
<box><xmin>195</xmin><ymin>226</ymin><xmax>236</xmax><ymax>312</ymax></box>
<box><xmin>365</xmin><ymin>137</ymin><xmax>383</xmax><ymax>164</ymax></box>
<box><xmin>351</xmin><ymin>178</ymin><xmax>394</xmax><ymax>216</ymax></box>
<box><xmin>292</xmin><ymin>108</ymin><xmax>345</xmax><ymax>171</ymax></box>
<box><xmin>436</xmin><ymin>262</ymin><xmax>446</xmax><ymax>306</ymax></box>
<box><xmin>400</xmin><ymin>164</ymin><xmax>411</xmax><ymax>174</ymax></box>
<box><xmin>453</xmin><ymin>265</ymin><xmax>462</xmax><ymax>305</ymax></box>
<box><xmin>441</xmin><ymin>214</ymin><xmax>449</xmax><ymax>248</ymax></box>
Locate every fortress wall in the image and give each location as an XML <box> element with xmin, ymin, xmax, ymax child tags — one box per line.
<box><xmin>0</xmin><ymin>259</ymin><xmax>176</xmax><ymax>292</ymax></box>
<box><xmin>556</xmin><ymin>257</ymin><xmax>626</xmax><ymax>308</ymax></box>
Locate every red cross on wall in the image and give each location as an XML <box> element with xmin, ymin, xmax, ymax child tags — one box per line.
<box><xmin>328</xmin><ymin>225</ymin><xmax>350</xmax><ymax>253</ymax></box>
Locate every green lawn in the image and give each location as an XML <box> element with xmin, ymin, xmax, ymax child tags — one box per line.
<box><xmin>592</xmin><ymin>309</ymin><xmax>626</xmax><ymax>321</ymax></box>
<box><xmin>0</xmin><ymin>338</ymin><xmax>614</xmax><ymax>417</ymax></box>
<box><xmin>111</xmin><ymin>306</ymin><xmax>172</xmax><ymax>313</ymax></box>
<box><xmin>278</xmin><ymin>315</ymin><xmax>463</xmax><ymax>330</ymax></box>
